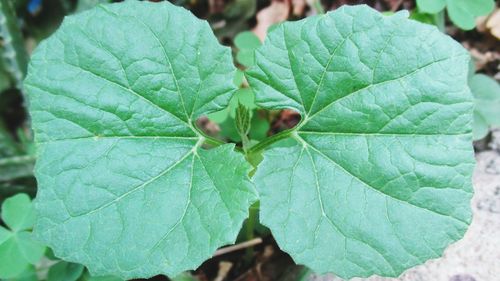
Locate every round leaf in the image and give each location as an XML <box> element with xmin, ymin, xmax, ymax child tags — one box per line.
<box><xmin>236</xmin><ymin>49</ymin><xmax>256</xmax><ymax>67</ymax></box>
<box><xmin>25</xmin><ymin>2</ymin><xmax>257</xmax><ymax>279</ymax></box>
<box><xmin>473</xmin><ymin>112</ymin><xmax>489</xmax><ymax>140</ymax></box>
<box><xmin>234</xmin><ymin>31</ymin><xmax>262</xmax><ymax>50</ymax></box>
<box><xmin>470</xmin><ymin>74</ymin><xmax>500</xmax><ymax>124</ymax></box>
<box><xmin>1</xmin><ymin>193</ymin><xmax>35</xmax><ymax>232</ymax></box>
<box><xmin>416</xmin><ymin>0</ymin><xmax>446</xmax><ymax>14</ymax></box>
<box><xmin>446</xmin><ymin>0</ymin><xmax>495</xmax><ymax>30</ymax></box>
<box><xmin>246</xmin><ymin>6</ymin><xmax>474</xmax><ymax>279</ymax></box>
<box><xmin>417</xmin><ymin>0</ymin><xmax>495</xmax><ymax>30</ymax></box>
<box><xmin>0</xmin><ymin>228</ymin><xmax>45</xmax><ymax>279</ymax></box>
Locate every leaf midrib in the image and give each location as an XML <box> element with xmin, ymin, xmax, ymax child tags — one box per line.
<box><xmin>300</xmin><ymin>54</ymin><xmax>468</xmax><ymax>124</ymax></box>
<box><xmin>60</xmin><ymin>149</ymin><xmax>195</xmax><ymax>221</ymax></box>
<box><xmin>294</xmin><ymin>135</ymin><xmax>469</xmax><ymax>225</ymax></box>
<box><xmin>304</xmin><ymin>147</ymin><xmax>398</xmax><ymax>275</ymax></box>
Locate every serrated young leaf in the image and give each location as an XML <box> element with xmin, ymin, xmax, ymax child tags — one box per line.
<box><xmin>207</xmin><ymin>88</ymin><xmax>256</xmax><ymax>123</ymax></box>
<box><xmin>235</xmin><ymin>103</ymin><xmax>252</xmax><ymax>151</ymax></box>
<box><xmin>236</xmin><ymin>103</ymin><xmax>251</xmax><ymax>136</ymax></box>
<box><xmin>246</xmin><ymin>5</ymin><xmax>474</xmax><ymax>279</ymax></box>
<box><xmin>417</xmin><ymin>0</ymin><xmax>495</xmax><ymax>30</ymax></box>
<box><xmin>25</xmin><ymin>1</ymin><xmax>257</xmax><ymax>279</ymax></box>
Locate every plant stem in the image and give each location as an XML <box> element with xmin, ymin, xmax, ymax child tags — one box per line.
<box><xmin>203</xmin><ymin>135</ymin><xmax>226</xmax><ymax>147</ymax></box>
<box><xmin>434</xmin><ymin>11</ymin><xmax>445</xmax><ymax>32</ymax></box>
<box><xmin>213</xmin><ymin>237</ymin><xmax>262</xmax><ymax>257</ymax></box>
<box><xmin>247</xmin><ymin>128</ymin><xmax>295</xmax><ymax>155</ymax></box>
<box><xmin>191</xmin><ymin>122</ymin><xmax>227</xmax><ymax>147</ymax></box>
<box><xmin>244</xmin><ymin>202</ymin><xmax>258</xmax><ymax>261</ymax></box>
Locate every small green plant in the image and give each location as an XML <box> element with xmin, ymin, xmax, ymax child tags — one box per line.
<box><xmin>0</xmin><ymin>194</ymin><xmax>45</xmax><ymax>279</ymax></box>
<box><xmin>234</xmin><ymin>31</ymin><xmax>261</xmax><ymax>68</ymax></box>
<box><xmin>25</xmin><ymin>2</ymin><xmax>474</xmax><ymax>280</ymax></box>
<box><xmin>469</xmin><ymin>72</ymin><xmax>500</xmax><ymax>140</ymax></box>
<box><xmin>416</xmin><ymin>0</ymin><xmax>495</xmax><ymax>30</ymax></box>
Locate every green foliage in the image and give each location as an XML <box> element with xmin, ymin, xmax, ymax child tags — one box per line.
<box><xmin>416</xmin><ymin>0</ymin><xmax>495</xmax><ymax>30</ymax></box>
<box><xmin>47</xmin><ymin>262</ymin><xmax>84</xmax><ymax>281</ymax></box>
<box><xmin>0</xmin><ymin>123</ymin><xmax>35</xmax><ymax>194</ymax></box>
<box><xmin>246</xmin><ymin>6</ymin><xmax>473</xmax><ymax>279</ymax></box>
<box><xmin>207</xmin><ymin>87</ymin><xmax>269</xmax><ymax>144</ymax></box>
<box><xmin>409</xmin><ymin>8</ymin><xmax>444</xmax><ymax>31</ymax></box>
<box><xmin>0</xmin><ymin>1</ymin><xmax>28</xmax><ymax>90</ymax></box>
<box><xmin>0</xmin><ymin>155</ymin><xmax>35</xmax><ymax>182</ymax></box>
<box><xmin>25</xmin><ymin>1</ymin><xmax>256</xmax><ymax>279</ymax></box>
<box><xmin>80</xmin><ymin>271</ymin><xmax>123</xmax><ymax>281</ymax></box>
<box><xmin>24</xmin><ymin>2</ymin><xmax>475</xmax><ymax>280</ymax></box>
<box><xmin>208</xmin><ymin>88</ymin><xmax>257</xmax><ymax>123</ymax></box>
<box><xmin>0</xmin><ymin>123</ymin><xmax>20</xmax><ymax>157</ymax></box>
<box><xmin>234</xmin><ymin>31</ymin><xmax>261</xmax><ymax>67</ymax></box>
<box><xmin>469</xmin><ymin>73</ymin><xmax>500</xmax><ymax>140</ymax></box>
<box><xmin>75</xmin><ymin>0</ymin><xmax>112</xmax><ymax>13</ymax></box>
<box><xmin>235</xmin><ymin>103</ymin><xmax>252</xmax><ymax>151</ymax></box>
<box><xmin>7</xmin><ymin>265</ymin><xmax>37</xmax><ymax>281</ymax></box>
<box><xmin>0</xmin><ymin>194</ymin><xmax>45</xmax><ymax>279</ymax></box>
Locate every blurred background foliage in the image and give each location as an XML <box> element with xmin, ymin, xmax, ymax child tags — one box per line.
<box><xmin>0</xmin><ymin>0</ymin><xmax>498</xmax><ymax>280</ymax></box>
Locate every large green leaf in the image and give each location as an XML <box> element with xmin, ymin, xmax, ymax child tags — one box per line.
<box><xmin>417</xmin><ymin>0</ymin><xmax>495</xmax><ymax>30</ymax></box>
<box><xmin>246</xmin><ymin>6</ymin><xmax>474</xmax><ymax>279</ymax></box>
<box><xmin>25</xmin><ymin>1</ymin><xmax>257</xmax><ymax>279</ymax></box>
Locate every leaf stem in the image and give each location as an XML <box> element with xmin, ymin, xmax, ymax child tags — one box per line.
<box><xmin>213</xmin><ymin>237</ymin><xmax>262</xmax><ymax>257</ymax></box>
<box><xmin>203</xmin><ymin>135</ymin><xmax>226</xmax><ymax>147</ymax></box>
<box><xmin>247</xmin><ymin>128</ymin><xmax>295</xmax><ymax>154</ymax></box>
<box><xmin>244</xmin><ymin>202</ymin><xmax>258</xmax><ymax>261</ymax></box>
<box><xmin>191</xmin><ymin>122</ymin><xmax>227</xmax><ymax>148</ymax></box>
<box><xmin>434</xmin><ymin>11</ymin><xmax>445</xmax><ymax>32</ymax></box>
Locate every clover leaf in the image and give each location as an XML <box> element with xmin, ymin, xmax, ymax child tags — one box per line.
<box><xmin>0</xmin><ymin>194</ymin><xmax>45</xmax><ymax>279</ymax></box>
<box><xmin>25</xmin><ymin>1</ymin><xmax>256</xmax><ymax>279</ymax></box>
<box><xmin>470</xmin><ymin>73</ymin><xmax>500</xmax><ymax>140</ymax></box>
<box><xmin>246</xmin><ymin>6</ymin><xmax>474</xmax><ymax>278</ymax></box>
<box><xmin>416</xmin><ymin>0</ymin><xmax>495</xmax><ymax>30</ymax></box>
<box><xmin>234</xmin><ymin>31</ymin><xmax>262</xmax><ymax>67</ymax></box>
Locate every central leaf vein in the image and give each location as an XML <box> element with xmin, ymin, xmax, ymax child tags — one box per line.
<box><xmin>296</xmin><ymin>136</ymin><xmax>468</xmax><ymax>225</ymax></box>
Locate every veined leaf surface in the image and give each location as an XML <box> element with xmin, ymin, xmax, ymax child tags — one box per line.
<box><xmin>26</xmin><ymin>2</ymin><xmax>256</xmax><ymax>279</ymax></box>
<box><xmin>246</xmin><ymin>5</ymin><xmax>474</xmax><ymax>278</ymax></box>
